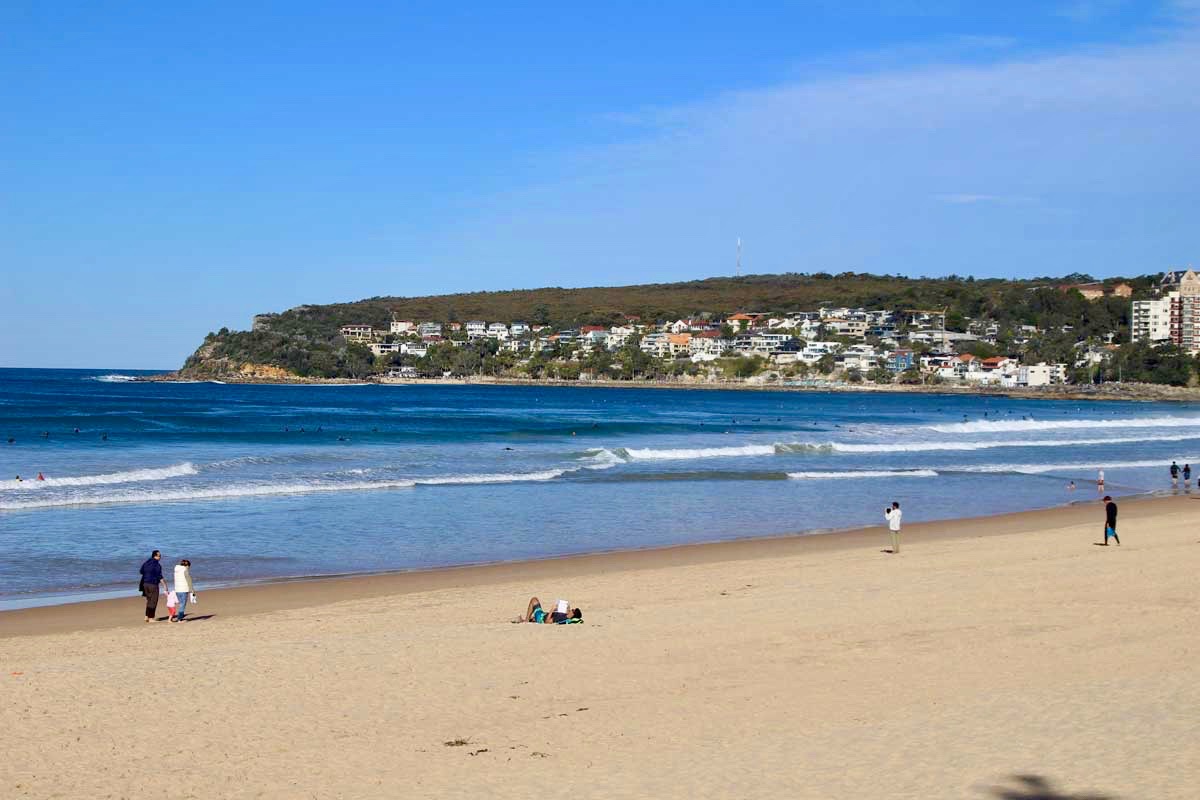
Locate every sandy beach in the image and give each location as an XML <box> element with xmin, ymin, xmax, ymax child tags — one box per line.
<box><xmin>3</xmin><ymin>496</ymin><xmax>1198</xmax><ymax>799</ymax></box>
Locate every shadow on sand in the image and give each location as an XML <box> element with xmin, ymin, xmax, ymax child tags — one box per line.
<box><xmin>984</xmin><ymin>774</ymin><xmax>1116</xmax><ymax>800</ymax></box>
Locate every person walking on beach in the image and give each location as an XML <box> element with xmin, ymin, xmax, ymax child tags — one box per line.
<box><xmin>1097</xmin><ymin>469</ymin><xmax>1105</xmax><ymax>492</ymax></box>
<box><xmin>139</xmin><ymin>550</ymin><xmax>167</xmax><ymax>623</ymax></box>
<box><xmin>1100</xmin><ymin>496</ymin><xmax>1120</xmax><ymax>546</ymax></box>
<box><xmin>1170</xmin><ymin>461</ymin><xmax>1180</xmax><ymax>487</ymax></box>
<box><xmin>171</xmin><ymin>559</ymin><xmax>195</xmax><ymax>622</ymax></box>
<box><xmin>884</xmin><ymin>501</ymin><xmax>902</xmax><ymax>554</ymax></box>
<box><xmin>1184</xmin><ymin>464</ymin><xmax>1192</xmax><ymax>489</ymax></box>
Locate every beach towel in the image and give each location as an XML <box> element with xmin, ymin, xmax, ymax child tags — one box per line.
<box><xmin>555</xmin><ymin>617</ymin><xmax>583</xmax><ymax>624</ymax></box>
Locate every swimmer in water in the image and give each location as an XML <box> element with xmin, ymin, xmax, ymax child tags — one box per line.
<box><xmin>1067</xmin><ymin>481</ymin><xmax>1076</xmax><ymax>491</ymax></box>
<box><xmin>100</xmin><ymin>433</ymin><xmax>108</xmax><ymax>441</ymax></box>
<box><xmin>36</xmin><ymin>472</ymin><xmax>45</xmax><ymax>481</ymax></box>
<box><xmin>15</xmin><ymin>475</ymin><xmax>22</xmax><ymax>482</ymax></box>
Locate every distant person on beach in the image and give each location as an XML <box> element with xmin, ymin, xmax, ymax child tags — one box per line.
<box><xmin>139</xmin><ymin>550</ymin><xmax>168</xmax><ymax>623</ymax></box>
<box><xmin>884</xmin><ymin>501</ymin><xmax>902</xmax><ymax>554</ymax></box>
<box><xmin>1184</xmin><ymin>464</ymin><xmax>1192</xmax><ymax>489</ymax></box>
<box><xmin>1067</xmin><ymin>481</ymin><xmax>1076</xmax><ymax>491</ymax></box>
<box><xmin>1097</xmin><ymin>469</ymin><xmax>1105</xmax><ymax>491</ymax></box>
<box><xmin>1099</xmin><ymin>496</ymin><xmax>1120</xmax><ymax>546</ymax></box>
<box><xmin>1170</xmin><ymin>461</ymin><xmax>1180</xmax><ymax>487</ymax></box>
<box><xmin>172</xmin><ymin>559</ymin><xmax>195</xmax><ymax>622</ymax></box>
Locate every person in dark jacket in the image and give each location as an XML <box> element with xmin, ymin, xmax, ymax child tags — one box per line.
<box><xmin>1101</xmin><ymin>497</ymin><xmax>1120</xmax><ymax>546</ymax></box>
<box><xmin>139</xmin><ymin>550</ymin><xmax>167</xmax><ymax>622</ymax></box>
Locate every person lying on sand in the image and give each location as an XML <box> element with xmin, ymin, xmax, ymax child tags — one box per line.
<box><xmin>515</xmin><ymin>596</ymin><xmax>582</xmax><ymax>623</ymax></box>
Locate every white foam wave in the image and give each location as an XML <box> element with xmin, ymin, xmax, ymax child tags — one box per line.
<box><xmin>0</xmin><ymin>479</ymin><xmax>419</xmax><ymax>510</ymax></box>
<box><xmin>0</xmin><ymin>468</ymin><xmax>574</xmax><ymax>510</ymax></box>
<box><xmin>413</xmin><ymin>469</ymin><xmax>567</xmax><ymax>485</ymax></box>
<box><xmin>831</xmin><ymin>434</ymin><xmax>1200</xmax><ymax>453</ymax></box>
<box><xmin>926</xmin><ymin>416</ymin><xmax>1200</xmax><ymax>434</ymax></box>
<box><xmin>12</xmin><ymin>463</ymin><xmax>198</xmax><ymax>488</ymax></box>
<box><xmin>90</xmin><ymin>374</ymin><xmax>139</xmax><ymax>383</ymax></box>
<box><xmin>787</xmin><ymin>470</ymin><xmax>938</xmax><ymax>479</ymax></box>
<box><xmin>618</xmin><ymin>445</ymin><xmax>778</xmax><ymax>461</ymax></box>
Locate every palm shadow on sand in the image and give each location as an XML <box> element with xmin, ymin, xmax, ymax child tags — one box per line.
<box><xmin>984</xmin><ymin>774</ymin><xmax>1115</xmax><ymax>800</ymax></box>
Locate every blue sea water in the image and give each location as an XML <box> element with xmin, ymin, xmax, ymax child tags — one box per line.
<box><xmin>1</xmin><ymin>367</ymin><xmax>1194</xmax><ymax>608</ymax></box>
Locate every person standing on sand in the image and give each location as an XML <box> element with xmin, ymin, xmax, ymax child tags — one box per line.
<box><xmin>1184</xmin><ymin>464</ymin><xmax>1192</xmax><ymax>489</ymax></box>
<box><xmin>1100</xmin><ymin>496</ymin><xmax>1120</xmax><ymax>546</ymax></box>
<box><xmin>884</xmin><ymin>501</ymin><xmax>902</xmax><ymax>554</ymax></box>
<box><xmin>1097</xmin><ymin>469</ymin><xmax>1105</xmax><ymax>492</ymax></box>
<box><xmin>139</xmin><ymin>550</ymin><xmax>167</xmax><ymax>623</ymax></box>
<box><xmin>171</xmin><ymin>559</ymin><xmax>195</xmax><ymax>622</ymax></box>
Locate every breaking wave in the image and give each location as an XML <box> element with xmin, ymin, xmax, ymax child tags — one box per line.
<box><xmin>589</xmin><ymin>433</ymin><xmax>1185</xmax><ymax>463</ymax></box>
<box><xmin>0</xmin><ymin>468</ymin><xmax>574</xmax><ymax>510</ymax></box>
<box><xmin>11</xmin><ymin>463</ymin><xmax>198</xmax><ymax>488</ymax></box>
<box><xmin>89</xmin><ymin>374</ymin><xmax>139</xmax><ymax>383</ymax></box>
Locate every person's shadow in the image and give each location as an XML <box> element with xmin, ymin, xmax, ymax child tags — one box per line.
<box><xmin>984</xmin><ymin>774</ymin><xmax>1115</xmax><ymax>799</ymax></box>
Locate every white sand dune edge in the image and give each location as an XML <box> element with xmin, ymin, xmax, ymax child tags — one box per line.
<box><xmin>3</xmin><ymin>497</ymin><xmax>1198</xmax><ymax>799</ymax></box>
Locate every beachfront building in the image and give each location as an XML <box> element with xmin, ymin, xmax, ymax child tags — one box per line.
<box><xmin>1131</xmin><ymin>297</ymin><xmax>1171</xmax><ymax>344</ymax></box>
<box><xmin>339</xmin><ymin>325</ymin><xmax>375</xmax><ymax>342</ymax></box>
<box><xmin>887</xmin><ymin>349</ymin><xmax>915</xmax><ymax>372</ymax></box>
<box><xmin>369</xmin><ymin>342</ymin><xmax>401</xmax><ymax>355</ymax></box>
<box><xmin>689</xmin><ymin>332</ymin><xmax>730</xmax><ymax>361</ymax></box>
<box><xmin>1131</xmin><ymin>270</ymin><xmax>1200</xmax><ymax>352</ymax></box>
<box><xmin>606</xmin><ymin>325</ymin><xmax>636</xmax><ymax>350</ymax></box>
<box><xmin>640</xmin><ymin>332</ymin><xmax>671</xmax><ymax>358</ymax></box>
<box><xmin>1017</xmin><ymin>363</ymin><xmax>1067</xmax><ymax>387</ymax></box>
<box><xmin>579</xmin><ymin>329</ymin><xmax>610</xmax><ymax>352</ymax></box>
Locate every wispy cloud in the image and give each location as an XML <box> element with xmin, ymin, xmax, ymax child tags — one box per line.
<box><xmin>443</xmin><ymin>21</ymin><xmax>1200</xmax><ymax>282</ymax></box>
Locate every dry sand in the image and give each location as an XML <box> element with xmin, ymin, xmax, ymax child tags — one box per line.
<box><xmin>3</xmin><ymin>496</ymin><xmax>1198</xmax><ymax>799</ymax></box>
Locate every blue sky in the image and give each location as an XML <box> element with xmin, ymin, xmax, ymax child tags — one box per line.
<box><xmin>2</xmin><ymin>1</ymin><xmax>1198</xmax><ymax>368</ymax></box>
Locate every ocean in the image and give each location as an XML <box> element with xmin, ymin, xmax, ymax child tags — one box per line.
<box><xmin>1</xmin><ymin>367</ymin><xmax>1192</xmax><ymax>609</ymax></box>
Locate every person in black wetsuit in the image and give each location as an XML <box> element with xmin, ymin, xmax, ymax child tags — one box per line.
<box><xmin>1101</xmin><ymin>496</ymin><xmax>1120</xmax><ymax>546</ymax></box>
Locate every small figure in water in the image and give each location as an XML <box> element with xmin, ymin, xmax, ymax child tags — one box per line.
<box><xmin>6</xmin><ymin>437</ymin><xmax>13</xmax><ymax>444</ymax></box>
<box><xmin>73</xmin><ymin>427</ymin><xmax>80</xmax><ymax>434</ymax></box>
<box><xmin>337</xmin><ymin>436</ymin><xmax>348</xmax><ymax>442</ymax></box>
<box><xmin>1067</xmin><ymin>481</ymin><xmax>1076</xmax><ymax>491</ymax></box>
<box><xmin>41</xmin><ymin>431</ymin><xmax>49</xmax><ymax>438</ymax></box>
<box><xmin>100</xmin><ymin>433</ymin><xmax>108</xmax><ymax>441</ymax></box>
<box><xmin>37</xmin><ymin>472</ymin><xmax>45</xmax><ymax>481</ymax></box>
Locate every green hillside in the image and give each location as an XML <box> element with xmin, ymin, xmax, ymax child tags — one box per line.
<box><xmin>178</xmin><ymin>271</ymin><xmax>1164</xmax><ymax>381</ymax></box>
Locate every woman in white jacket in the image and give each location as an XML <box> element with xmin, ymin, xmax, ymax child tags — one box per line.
<box><xmin>172</xmin><ymin>559</ymin><xmax>195</xmax><ymax>622</ymax></box>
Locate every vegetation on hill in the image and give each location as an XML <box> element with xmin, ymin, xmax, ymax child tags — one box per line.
<box><xmin>178</xmin><ymin>271</ymin><xmax>1184</xmax><ymax>383</ymax></box>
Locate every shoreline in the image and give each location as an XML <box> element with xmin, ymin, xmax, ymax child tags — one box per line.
<box><xmin>1</xmin><ymin>492</ymin><xmax>1174</xmax><ymax>638</ymax></box>
<box><xmin>142</xmin><ymin>371</ymin><xmax>1200</xmax><ymax>402</ymax></box>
